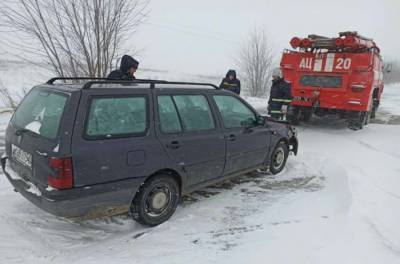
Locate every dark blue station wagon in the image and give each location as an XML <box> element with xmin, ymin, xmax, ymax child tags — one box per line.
<box><xmin>1</xmin><ymin>78</ymin><xmax>298</xmax><ymax>226</ymax></box>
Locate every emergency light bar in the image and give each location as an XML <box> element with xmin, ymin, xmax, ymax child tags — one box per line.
<box><xmin>289</xmin><ymin>31</ymin><xmax>379</xmax><ymax>53</ymax></box>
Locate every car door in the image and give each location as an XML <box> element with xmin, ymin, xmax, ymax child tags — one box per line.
<box><xmin>155</xmin><ymin>91</ymin><xmax>226</xmax><ymax>186</ymax></box>
<box><xmin>71</xmin><ymin>87</ymin><xmax>164</xmax><ymax>186</ymax></box>
<box><xmin>212</xmin><ymin>94</ymin><xmax>271</xmax><ymax>176</ymax></box>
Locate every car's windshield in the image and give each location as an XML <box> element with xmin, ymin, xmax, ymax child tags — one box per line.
<box><xmin>12</xmin><ymin>88</ymin><xmax>68</xmax><ymax>139</ymax></box>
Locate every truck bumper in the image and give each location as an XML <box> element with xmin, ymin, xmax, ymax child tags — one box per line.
<box><xmin>1</xmin><ymin>156</ymin><xmax>144</xmax><ymax>219</ymax></box>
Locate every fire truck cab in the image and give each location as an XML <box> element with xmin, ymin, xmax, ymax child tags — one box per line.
<box><xmin>281</xmin><ymin>31</ymin><xmax>384</xmax><ymax>130</ymax></box>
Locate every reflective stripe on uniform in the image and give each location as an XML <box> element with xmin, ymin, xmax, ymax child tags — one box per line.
<box><xmin>271</xmin><ymin>98</ymin><xmax>292</xmax><ymax>103</ymax></box>
<box><xmin>270</xmin><ymin>110</ymin><xmax>283</xmax><ymax>113</ymax></box>
<box><xmin>222</xmin><ymin>82</ymin><xmax>239</xmax><ymax>87</ymax></box>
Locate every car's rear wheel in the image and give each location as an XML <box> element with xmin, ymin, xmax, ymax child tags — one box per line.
<box><xmin>130</xmin><ymin>175</ymin><xmax>180</xmax><ymax>226</ymax></box>
<box><xmin>269</xmin><ymin>141</ymin><xmax>289</xmax><ymax>175</ymax></box>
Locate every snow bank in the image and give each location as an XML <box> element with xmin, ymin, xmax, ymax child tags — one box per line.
<box><xmin>381</xmin><ymin>82</ymin><xmax>400</xmax><ymax>115</ymax></box>
<box><xmin>0</xmin><ymin>77</ymin><xmax>399</xmax><ymax>263</ymax></box>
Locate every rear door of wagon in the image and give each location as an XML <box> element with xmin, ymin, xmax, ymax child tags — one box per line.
<box><xmin>4</xmin><ymin>86</ymin><xmax>77</xmax><ymax>189</ymax></box>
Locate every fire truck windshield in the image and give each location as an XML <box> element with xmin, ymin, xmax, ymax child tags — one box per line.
<box><xmin>300</xmin><ymin>75</ymin><xmax>343</xmax><ymax>88</ymax></box>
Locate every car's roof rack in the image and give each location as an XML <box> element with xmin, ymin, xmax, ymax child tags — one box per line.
<box><xmin>46</xmin><ymin>77</ymin><xmax>109</xmax><ymax>84</ymax></box>
<box><xmin>46</xmin><ymin>77</ymin><xmax>219</xmax><ymax>90</ymax></box>
<box><xmin>82</xmin><ymin>79</ymin><xmax>219</xmax><ymax>90</ymax></box>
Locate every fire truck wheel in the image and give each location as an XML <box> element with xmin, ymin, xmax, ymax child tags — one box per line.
<box><xmin>365</xmin><ymin>111</ymin><xmax>371</xmax><ymax>125</ymax></box>
<box><xmin>348</xmin><ymin>112</ymin><xmax>368</xmax><ymax>130</ymax></box>
<box><xmin>302</xmin><ymin>110</ymin><xmax>312</xmax><ymax>122</ymax></box>
<box><xmin>370</xmin><ymin>102</ymin><xmax>378</xmax><ymax>119</ymax></box>
<box><xmin>370</xmin><ymin>107</ymin><xmax>376</xmax><ymax>119</ymax></box>
<box><xmin>287</xmin><ymin>107</ymin><xmax>301</xmax><ymax>125</ymax></box>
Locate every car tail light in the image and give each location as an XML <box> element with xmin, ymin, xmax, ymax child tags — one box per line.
<box><xmin>48</xmin><ymin>157</ymin><xmax>73</xmax><ymax>189</ymax></box>
<box><xmin>351</xmin><ymin>84</ymin><xmax>365</xmax><ymax>92</ymax></box>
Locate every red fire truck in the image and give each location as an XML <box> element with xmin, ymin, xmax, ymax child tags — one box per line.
<box><xmin>281</xmin><ymin>31</ymin><xmax>384</xmax><ymax>130</ymax></box>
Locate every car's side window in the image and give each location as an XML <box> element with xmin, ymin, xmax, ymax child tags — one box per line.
<box><xmin>157</xmin><ymin>96</ymin><xmax>182</xmax><ymax>133</ymax></box>
<box><xmin>86</xmin><ymin>96</ymin><xmax>147</xmax><ymax>138</ymax></box>
<box><xmin>213</xmin><ymin>95</ymin><xmax>256</xmax><ymax>128</ymax></box>
<box><xmin>172</xmin><ymin>95</ymin><xmax>215</xmax><ymax>132</ymax></box>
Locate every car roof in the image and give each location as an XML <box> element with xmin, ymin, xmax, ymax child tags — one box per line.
<box><xmin>38</xmin><ymin>77</ymin><xmax>224</xmax><ymax>93</ymax></box>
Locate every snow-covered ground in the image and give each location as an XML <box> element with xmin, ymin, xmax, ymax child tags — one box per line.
<box><xmin>0</xmin><ymin>78</ymin><xmax>399</xmax><ymax>263</ymax></box>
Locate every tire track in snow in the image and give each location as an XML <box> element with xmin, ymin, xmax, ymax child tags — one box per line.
<box><xmin>368</xmin><ymin>219</ymin><xmax>400</xmax><ymax>257</ymax></box>
<box><xmin>355</xmin><ymin>139</ymin><xmax>400</xmax><ymax>160</ymax></box>
<box><xmin>180</xmin><ymin>155</ymin><xmax>327</xmax><ymax>252</ymax></box>
<box><xmin>349</xmin><ymin>165</ymin><xmax>400</xmax><ymax>201</ymax></box>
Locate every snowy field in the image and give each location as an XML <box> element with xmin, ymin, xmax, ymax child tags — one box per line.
<box><xmin>0</xmin><ymin>75</ymin><xmax>399</xmax><ymax>263</ymax></box>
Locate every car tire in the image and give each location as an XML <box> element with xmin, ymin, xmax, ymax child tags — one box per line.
<box><xmin>130</xmin><ymin>175</ymin><xmax>180</xmax><ymax>226</ymax></box>
<box><xmin>269</xmin><ymin>141</ymin><xmax>289</xmax><ymax>175</ymax></box>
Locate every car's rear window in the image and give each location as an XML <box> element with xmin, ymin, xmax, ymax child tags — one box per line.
<box><xmin>300</xmin><ymin>75</ymin><xmax>343</xmax><ymax>88</ymax></box>
<box><xmin>12</xmin><ymin>89</ymin><xmax>68</xmax><ymax>139</ymax></box>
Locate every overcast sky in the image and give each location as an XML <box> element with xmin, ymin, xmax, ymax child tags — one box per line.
<box><xmin>133</xmin><ymin>0</ymin><xmax>400</xmax><ymax>76</ymax></box>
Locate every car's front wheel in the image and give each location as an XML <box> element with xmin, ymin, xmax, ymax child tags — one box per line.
<box><xmin>269</xmin><ymin>141</ymin><xmax>289</xmax><ymax>175</ymax></box>
<box><xmin>130</xmin><ymin>175</ymin><xmax>180</xmax><ymax>226</ymax></box>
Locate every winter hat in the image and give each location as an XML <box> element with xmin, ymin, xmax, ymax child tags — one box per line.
<box><xmin>272</xmin><ymin>68</ymin><xmax>282</xmax><ymax>78</ymax></box>
<box><xmin>226</xmin><ymin>69</ymin><xmax>237</xmax><ymax>79</ymax></box>
<box><xmin>120</xmin><ymin>55</ymin><xmax>139</xmax><ymax>73</ymax></box>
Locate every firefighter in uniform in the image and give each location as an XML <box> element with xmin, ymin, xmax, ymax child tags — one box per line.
<box><xmin>268</xmin><ymin>68</ymin><xmax>292</xmax><ymax>119</ymax></box>
<box><xmin>219</xmin><ymin>69</ymin><xmax>241</xmax><ymax>95</ymax></box>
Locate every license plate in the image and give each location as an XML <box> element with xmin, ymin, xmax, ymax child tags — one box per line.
<box><xmin>12</xmin><ymin>144</ymin><xmax>32</xmax><ymax>169</ymax></box>
<box><xmin>293</xmin><ymin>96</ymin><xmax>310</xmax><ymax>102</ymax></box>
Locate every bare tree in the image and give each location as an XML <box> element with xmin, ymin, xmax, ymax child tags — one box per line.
<box><xmin>0</xmin><ymin>0</ymin><xmax>149</xmax><ymax>78</ymax></box>
<box><xmin>0</xmin><ymin>79</ymin><xmax>18</xmax><ymax>109</ymax></box>
<box><xmin>236</xmin><ymin>29</ymin><xmax>275</xmax><ymax>97</ymax></box>
<box><xmin>0</xmin><ymin>78</ymin><xmax>29</xmax><ymax>110</ymax></box>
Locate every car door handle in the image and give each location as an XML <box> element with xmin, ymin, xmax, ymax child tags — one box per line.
<box><xmin>166</xmin><ymin>141</ymin><xmax>180</xmax><ymax>149</ymax></box>
<box><xmin>224</xmin><ymin>134</ymin><xmax>236</xmax><ymax>141</ymax></box>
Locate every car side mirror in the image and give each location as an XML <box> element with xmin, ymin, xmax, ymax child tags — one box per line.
<box><xmin>241</xmin><ymin>118</ymin><xmax>256</xmax><ymax>128</ymax></box>
<box><xmin>256</xmin><ymin>116</ymin><xmax>266</xmax><ymax>126</ymax></box>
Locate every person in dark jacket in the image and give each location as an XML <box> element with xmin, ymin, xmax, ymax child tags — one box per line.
<box><xmin>268</xmin><ymin>68</ymin><xmax>292</xmax><ymax>119</ymax></box>
<box><xmin>107</xmin><ymin>55</ymin><xmax>139</xmax><ymax>79</ymax></box>
<box><xmin>219</xmin><ymin>69</ymin><xmax>241</xmax><ymax>95</ymax></box>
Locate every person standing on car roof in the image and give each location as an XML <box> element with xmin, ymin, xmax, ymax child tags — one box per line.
<box><xmin>219</xmin><ymin>69</ymin><xmax>241</xmax><ymax>95</ymax></box>
<box><xmin>268</xmin><ymin>68</ymin><xmax>292</xmax><ymax>119</ymax></box>
<box><xmin>107</xmin><ymin>55</ymin><xmax>139</xmax><ymax>80</ymax></box>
